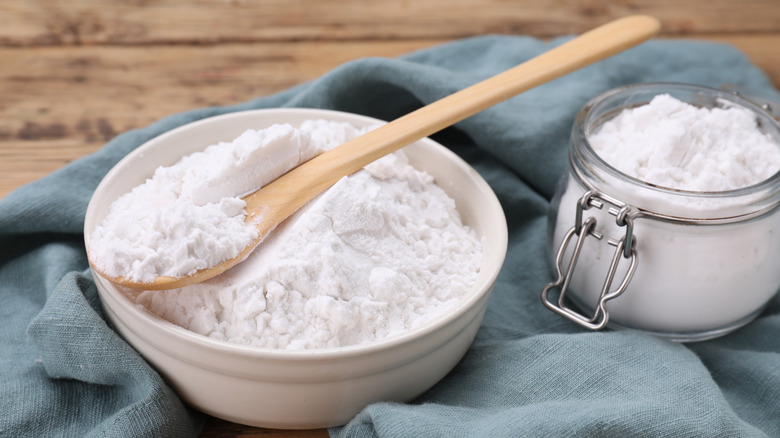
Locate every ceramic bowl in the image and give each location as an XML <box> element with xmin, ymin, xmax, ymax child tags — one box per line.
<box><xmin>84</xmin><ymin>108</ymin><xmax>508</xmax><ymax>429</ymax></box>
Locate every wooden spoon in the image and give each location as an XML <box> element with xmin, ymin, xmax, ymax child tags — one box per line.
<box><xmin>98</xmin><ymin>15</ymin><xmax>660</xmax><ymax>290</ymax></box>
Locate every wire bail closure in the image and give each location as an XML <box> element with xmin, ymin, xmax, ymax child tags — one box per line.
<box><xmin>541</xmin><ymin>190</ymin><xmax>639</xmax><ymax>330</ymax></box>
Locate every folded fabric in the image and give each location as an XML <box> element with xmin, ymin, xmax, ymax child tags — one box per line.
<box><xmin>1</xmin><ymin>34</ymin><xmax>779</xmax><ymax>437</ymax></box>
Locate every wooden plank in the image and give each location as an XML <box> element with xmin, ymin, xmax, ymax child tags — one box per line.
<box><xmin>2</xmin><ymin>34</ymin><xmax>780</xmax><ymax>199</ymax></box>
<box><xmin>2</xmin><ymin>35</ymin><xmax>777</xmax><ymax>146</ymax></box>
<box><xmin>0</xmin><ymin>40</ymin><xmax>441</xmax><ymax>135</ymax></box>
<box><xmin>1</xmin><ymin>0</ymin><xmax>779</xmax><ymax>46</ymax></box>
<box><xmin>0</xmin><ymin>40</ymin><xmax>441</xmax><ymax>198</ymax></box>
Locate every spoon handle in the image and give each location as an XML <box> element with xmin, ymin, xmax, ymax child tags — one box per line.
<box><xmin>243</xmin><ymin>15</ymin><xmax>660</xmax><ymax>225</ymax></box>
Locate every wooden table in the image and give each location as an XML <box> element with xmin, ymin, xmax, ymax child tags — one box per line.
<box><xmin>1</xmin><ymin>1</ymin><xmax>778</xmax><ymax>436</ymax></box>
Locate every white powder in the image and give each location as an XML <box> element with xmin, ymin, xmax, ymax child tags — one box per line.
<box><xmin>100</xmin><ymin>120</ymin><xmax>483</xmax><ymax>349</ymax></box>
<box><xmin>589</xmin><ymin>94</ymin><xmax>780</xmax><ymax>191</ymax></box>
<box><xmin>89</xmin><ymin>121</ymin><xmax>365</xmax><ymax>282</ymax></box>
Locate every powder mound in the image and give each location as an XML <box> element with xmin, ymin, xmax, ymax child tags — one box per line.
<box><xmin>89</xmin><ymin>120</ymin><xmax>364</xmax><ymax>283</ymax></box>
<box><xmin>588</xmin><ymin>94</ymin><xmax>780</xmax><ymax>192</ymax></box>
<box><xmin>135</xmin><ymin>132</ymin><xmax>483</xmax><ymax>350</ymax></box>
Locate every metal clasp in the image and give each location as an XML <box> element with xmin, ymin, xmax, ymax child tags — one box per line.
<box><xmin>541</xmin><ymin>191</ymin><xmax>639</xmax><ymax>330</ymax></box>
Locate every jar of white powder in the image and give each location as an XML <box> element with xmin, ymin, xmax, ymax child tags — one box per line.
<box><xmin>542</xmin><ymin>83</ymin><xmax>780</xmax><ymax>342</ymax></box>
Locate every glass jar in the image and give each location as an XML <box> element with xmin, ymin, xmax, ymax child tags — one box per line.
<box><xmin>542</xmin><ymin>83</ymin><xmax>780</xmax><ymax>342</ymax></box>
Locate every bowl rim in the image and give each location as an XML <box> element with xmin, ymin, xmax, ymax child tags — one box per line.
<box><xmin>86</xmin><ymin>107</ymin><xmax>508</xmax><ymax>364</ymax></box>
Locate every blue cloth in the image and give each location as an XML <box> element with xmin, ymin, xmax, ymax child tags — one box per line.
<box><xmin>2</xmin><ymin>35</ymin><xmax>779</xmax><ymax>437</ymax></box>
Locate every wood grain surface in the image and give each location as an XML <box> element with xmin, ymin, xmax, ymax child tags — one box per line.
<box><xmin>2</xmin><ymin>1</ymin><xmax>778</xmax><ymax>436</ymax></box>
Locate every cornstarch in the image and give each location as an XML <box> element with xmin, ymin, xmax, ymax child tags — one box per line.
<box><xmin>589</xmin><ymin>93</ymin><xmax>780</xmax><ymax>191</ymax></box>
<box><xmin>106</xmin><ymin>120</ymin><xmax>482</xmax><ymax>350</ymax></box>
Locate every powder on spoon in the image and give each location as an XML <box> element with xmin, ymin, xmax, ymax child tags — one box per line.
<box><xmin>88</xmin><ymin>120</ymin><xmax>365</xmax><ymax>283</ymax></box>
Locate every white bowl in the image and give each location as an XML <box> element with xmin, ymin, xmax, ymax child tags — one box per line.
<box><xmin>84</xmin><ymin>108</ymin><xmax>508</xmax><ymax>429</ymax></box>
